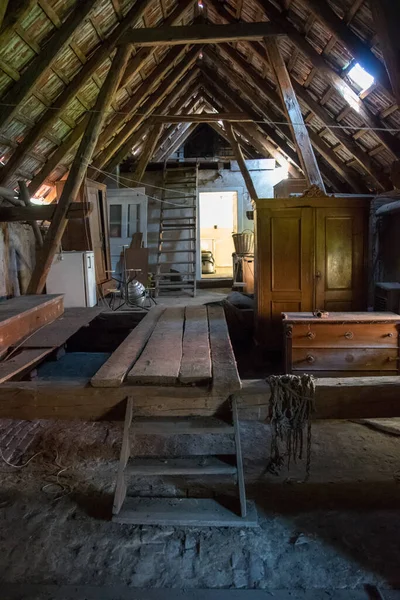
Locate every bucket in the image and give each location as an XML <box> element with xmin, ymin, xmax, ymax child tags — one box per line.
<box><xmin>232</xmin><ymin>231</ymin><xmax>254</xmax><ymax>255</ymax></box>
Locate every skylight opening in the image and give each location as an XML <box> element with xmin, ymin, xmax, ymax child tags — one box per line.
<box><xmin>348</xmin><ymin>63</ymin><xmax>375</xmax><ymax>95</ymax></box>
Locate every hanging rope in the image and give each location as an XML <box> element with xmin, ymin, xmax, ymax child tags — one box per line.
<box><xmin>266</xmin><ymin>374</ymin><xmax>316</xmax><ymax>478</ymax></box>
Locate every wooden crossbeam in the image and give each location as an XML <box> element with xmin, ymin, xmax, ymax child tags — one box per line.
<box><xmin>371</xmin><ymin>0</ymin><xmax>400</xmax><ymax>107</ymax></box>
<box><xmin>119</xmin><ymin>22</ymin><xmax>283</xmax><ymax>46</ymax></box>
<box><xmin>265</xmin><ymin>39</ymin><xmax>325</xmax><ymax>192</ymax></box>
<box><xmin>0</xmin><ymin>1</ymin><xmax>97</xmax><ymax>131</ymax></box>
<box><xmin>153</xmin><ymin>113</ymin><xmax>252</xmax><ymax>123</ymax></box>
<box><xmin>27</xmin><ymin>45</ymin><xmax>132</xmax><ymax>295</ymax></box>
<box><xmin>0</xmin><ymin>0</ymin><xmax>153</xmax><ymax>187</ymax></box>
<box><xmin>0</xmin><ymin>201</ymin><xmax>92</xmax><ymax>222</ymax></box>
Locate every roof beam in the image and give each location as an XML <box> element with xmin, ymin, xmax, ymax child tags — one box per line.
<box><xmin>119</xmin><ymin>22</ymin><xmax>282</xmax><ymax>46</ymax></box>
<box><xmin>249</xmin><ymin>0</ymin><xmax>400</xmax><ymax>160</ymax></box>
<box><xmin>301</xmin><ymin>0</ymin><xmax>392</xmax><ymax>94</ymax></box>
<box><xmin>0</xmin><ymin>0</ymin><xmax>154</xmax><ymax>186</ymax></box>
<box><xmin>27</xmin><ymin>45</ymin><xmax>132</xmax><ymax>295</ymax></box>
<box><xmin>131</xmin><ymin>123</ymin><xmax>164</xmax><ymax>181</ymax></box>
<box><xmin>158</xmin><ymin>123</ymin><xmax>197</xmax><ymax>162</ymax></box>
<box><xmin>152</xmin><ymin>113</ymin><xmax>251</xmax><ymax>123</ymax></box>
<box><xmin>0</xmin><ymin>0</ymin><xmax>97</xmax><ymax>132</ymax></box>
<box><xmin>265</xmin><ymin>38</ymin><xmax>325</xmax><ymax>192</ymax></box>
<box><xmin>243</xmin><ymin>38</ymin><xmax>389</xmax><ymax>190</ymax></box>
<box><xmin>371</xmin><ymin>0</ymin><xmax>400</xmax><ymax>107</ymax></box>
<box><xmin>224</xmin><ymin>121</ymin><xmax>259</xmax><ymax>203</ymax></box>
<box><xmin>93</xmin><ymin>47</ymin><xmax>201</xmax><ymax>174</ymax></box>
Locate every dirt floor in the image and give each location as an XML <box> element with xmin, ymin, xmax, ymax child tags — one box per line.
<box><xmin>0</xmin><ymin>418</ymin><xmax>399</xmax><ymax>595</ymax></box>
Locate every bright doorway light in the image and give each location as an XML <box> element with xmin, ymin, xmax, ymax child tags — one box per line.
<box><xmin>348</xmin><ymin>63</ymin><xmax>374</xmax><ymax>94</ymax></box>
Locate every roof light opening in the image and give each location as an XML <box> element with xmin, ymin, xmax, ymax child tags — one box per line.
<box><xmin>348</xmin><ymin>63</ymin><xmax>374</xmax><ymax>94</ymax></box>
<box><xmin>198</xmin><ymin>0</ymin><xmax>204</xmax><ymax>9</ymax></box>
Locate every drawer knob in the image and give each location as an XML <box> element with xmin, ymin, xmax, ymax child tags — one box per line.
<box><xmin>307</xmin><ymin>331</ymin><xmax>316</xmax><ymax>340</ymax></box>
<box><xmin>344</xmin><ymin>331</ymin><xmax>354</xmax><ymax>340</ymax></box>
<box><xmin>386</xmin><ymin>332</ymin><xmax>394</xmax><ymax>338</ymax></box>
<box><xmin>306</xmin><ymin>354</ymin><xmax>315</xmax><ymax>364</ymax></box>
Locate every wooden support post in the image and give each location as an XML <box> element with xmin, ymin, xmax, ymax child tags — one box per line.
<box><xmin>371</xmin><ymin>0</ymin><xmax>400</xmax><ymax>109</ymax></box>
<box><xmin>0</xmin><ymin>1</ymin><xmax>97</xmax><ymax>131</ymax></box>
<box><xmin>265</xmin><ymin>39</ymin><xmax>325</xmax><ymax>193</ymax></box>
<box><xmin>223</xmin><ymin>122</ymin><xmax>259</xmax><ymax>203</ymax></box>
<box><xmin>17</xmin><ymin>181</ymin><xmax>43</xmax><ymax>248</ymax></box>
<box><xmin>27</xmin><ymin>45</ymin><xmax>131</xmax><ymax>294</ymax></box>
<box><xmin>0</xmin><ymin>0</ymin><xmax>9</xmax><ymax>30</ymax></box>
<box><xmin>131</xmin><ymin>123</ymin><xmax>164</xmax><ymax>182</ymax></box>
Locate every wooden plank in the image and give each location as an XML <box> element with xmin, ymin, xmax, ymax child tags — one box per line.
<box><xmin>265</xmin><ymin>39</ymin><xmax>325</xmax><ymax>192</ymax></box>
<box><xmin>232</xmin><ymin>396</ymin><xmax>247</xmax><ymax>518</ymax></box>
<box><xmin>179</xmin><ymin>305</ymin><xmax>212</xmax><ymax>384</ymax></box>
<box><xmin>91</xmin><ymin>307</ymin><xmax>164</xmax><ymax>387</ymax></box>
<box><xmin>112</xmin><ymin>497</ymin><xmax>258</xmax><ymax>527</ymax></box>
<box><xmin>2</xmin><ymin>376</ymin><xmax>400</xmax><ymax>421</ymax></box>
<box><xmin>127</xmin><ymin>306</ymin><xmax>185</xmax><ymax>385</ymax></box>
<box><xmin>153</xmin><ymin>113</ymin><xmax>252</xmax><ymax>123</ymax></box>
<box><xmin>207</xmin><ymin>304</ymin><xmax>241</xmax><ymax>396</ymax></box>
<box><xmin>27</xmin><ymin>45</ymin><xmax>132</xmax><ymax>294</ymax></box>
<box><xmin>131</xmin><ymin>417</ymin><xmax>235</xmax><ymax>434</ymax></box>
<box><xmin>112</xmin><ymin>397</ymin><xmax>133</xmax><ymax>515</ymax></box>
<box><xmin>18</xmin><ymin>307</ymin><xmax>103</xmax><ymax>349</ymax></box>
<box><xmin>0</xmin><ymin>295</ymin><xmax>64</xmax><ymax>354</ymax></box>
<box><xmin>126</xmin><ymin>456</ymin><xmax>237</xmax><ymax>476</ymax></box>
<box><xmin>0</xmin><ymin>202</ymin><xmax>93</xmax><ymax>222</ymax></box>
<box><xmin>120</xmin><ymin>22</ymin><xmax>282</xmax><ymax>45</ymax></box>
<box><xmin>0</xmin><ymin>348</ymin><xmax>55</xmax><ymax>383</ymax></box>
<box><xmin>131</xmin><ymin>123</ymin><xmax>164</xmax><ymax>182</ymax></box>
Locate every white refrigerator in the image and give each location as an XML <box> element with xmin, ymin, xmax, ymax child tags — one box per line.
<box><xmin>46</xmin><ymin>251</ymin><xmax>97</xmax><ymax>307</ymax></box>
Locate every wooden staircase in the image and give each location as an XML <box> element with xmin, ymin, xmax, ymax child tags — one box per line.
<box><xmin>154</xmin><ymin>165</ymin><xmax>198</xmax><ymax>297</ymax></box>
<box><xmin>112</xmin><ymin>397</ymin><xmax>258</xmax><ymax>527</ymax></box>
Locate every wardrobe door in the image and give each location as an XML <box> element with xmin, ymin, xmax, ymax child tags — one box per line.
<box><xmin>256</xmin><ymin>205</ymin><xmax>314</xmax><ymax>345</ymax></box>
<box><xmin>315</xmin><ymin>206</ymin><xmax>368</xmax><ymax>311</ymax></box>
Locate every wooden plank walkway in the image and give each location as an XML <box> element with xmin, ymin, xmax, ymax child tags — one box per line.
<box><xmin>179</xmin><ymin>305</ymin><xmax>211</xmax><ymax>384</ymax></box>
<box><xmin>127</xmin><ymin>307</ymin><xmax>185</xmax><ymax>385</ymax></box>
<box><xmin>0</xmin><ymin>348</ymin><xmax>56</xmax><ymax>383</ymax></box>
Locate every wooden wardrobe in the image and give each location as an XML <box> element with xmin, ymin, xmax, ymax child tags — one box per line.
<box><xmin>255</xmin><ymin>196</ymin><xmax>370</xmax><ymax>348</ymax></box>
<box><xmin>56</xmin><ymin>178</ymin><xmax>112</xmax><ymax>291</ymax></box>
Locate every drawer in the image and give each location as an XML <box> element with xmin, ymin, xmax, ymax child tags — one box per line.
<box><xmin>291</xmin><ymin>347</ymin><xmax>399</xmax><ymax>371</ymax></box>
<box><xmin>289</xmin><ymin>323</ymin><xmax>399</xmax><ymax>348</ymax></box>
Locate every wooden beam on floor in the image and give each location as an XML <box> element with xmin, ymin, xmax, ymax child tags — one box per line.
<box><xmin>119</xmin><ymin>22</ymin><xmax>283</xmax><ymax>46</ymax></box>
<box><xmin>0</xmin><ymin>1</ymin><xmax>97</xmax><ymax>131</ymax></box>
<box><xmin>265</xmin><ymin>39</ymin><xmax>325</xmax><ymax>192</ymax></box>
<box><xmin>0</xmin><ymin>377</ymin><xmax>400</xmax><ymax>421</ymax></box>
<box><xmin>0</xmin><ymin>0</ymin><xmax>153</xmax><ymax>187</ymax></box>
<box><xmin>27</xmin><ymin>45</ymin><xmax>132</xmax><ymax>295</ymax></box>
<box><xmin>223</xmin><ymin>121</ymin><xmax>259</xmax><ymax>203</ymax></box>
<box><xmin>371</xmin><ymin>0</ymin><xmax>400</xmax><ymax>108</ymax></box>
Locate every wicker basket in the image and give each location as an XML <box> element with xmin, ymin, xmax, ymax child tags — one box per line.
<box><xmin>232</xmin><ymin>231</ymin><xmax>254</xmax><ymax>255</ymax></box>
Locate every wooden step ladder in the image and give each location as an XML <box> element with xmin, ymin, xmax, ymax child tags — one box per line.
<box><xmin>154</xmin><ymin>165</ymin><xmax>198</xmax><ymax>297</ymax></box>
<box><xmin>112</xmin><ymin>397</ymin><xmax>258</xmax><ymax>527</ymax></box>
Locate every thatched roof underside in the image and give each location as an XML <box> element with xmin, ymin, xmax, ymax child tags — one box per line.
<box><xmin>0</xmin><ymin>0</ymin><xmax>399</xmax><ymax>197</ymax></box>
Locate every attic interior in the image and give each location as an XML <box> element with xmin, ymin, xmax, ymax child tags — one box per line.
<box><xmin>1</xmin><ymin>0</ymin><xmax>400</xmax><ymax>598</ymax></box>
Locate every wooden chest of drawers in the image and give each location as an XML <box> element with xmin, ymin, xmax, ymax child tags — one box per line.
<box><xmin>283</xmin><ymin>312</ymin><xmax>400</xmax><ymax>376</ymax></box>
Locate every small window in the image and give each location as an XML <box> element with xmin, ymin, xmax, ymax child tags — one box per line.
<box><xmin>109</xmin><ymin>204</ymin><xmax>122</xmax><ymax>238</ymax></box>
<box><xmin>128</xmin><ymin>203</ymin><xmax>141</xmax><ymax>238</ymax></box>
<box><xmin>348</xmin><ymin>63</ymin><xmax>374</xmax><ymax>94</ymax></box>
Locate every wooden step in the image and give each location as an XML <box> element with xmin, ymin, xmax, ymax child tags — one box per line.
<box><xmin>126</xmin><ymin>456</ymin><xmax>237</xmax><ymax>476</ymax></box>
<box><xmin>156</xmin><ymin>282</ymin><xmax>196</xmax><ymax>288</ymax></box>
<box><xmin>160</xmin><ymin>237</ymin><xmax>196</xmax><ymax>242</ymax></box>
<box><xmin>162</xmin><ymin>217</ymin><xmax>195</xmax><ymax>221</ymax></box>
<box><xmin>131</xmin><ymin>417</ymin><xmax>235</xmax><ymax>435</ymax></box>
<box><xmin>113</xmin><ymin>498</ymin><xmax>258</xmax><ymax>527</ymax></box>
<box><xmin>158</xmin><ymin>249</ymin><xmax>195</xmax><ymax>254</ymax></box>
<box><xmin>161</xmin><ymin>224</ymin><xmax>196</xmax><ymax>229</ymax></box>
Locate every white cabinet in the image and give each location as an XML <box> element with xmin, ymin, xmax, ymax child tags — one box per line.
<box><xmin>46</xmin><ymin>251</ymin><xmax>97</xmax><ymax>307</ymax></box>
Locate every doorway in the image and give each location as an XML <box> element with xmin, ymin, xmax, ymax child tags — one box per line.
<box><xmin>199</xmin><ymin>191</ymin><xmax>238</xmax><ymax>279</ymax></box>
